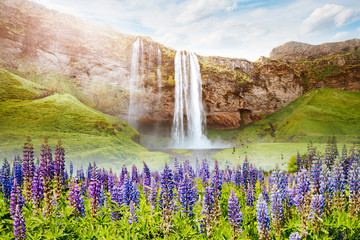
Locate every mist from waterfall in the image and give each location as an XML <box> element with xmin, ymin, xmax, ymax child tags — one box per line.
<box><xmin>128</xmin><ymin>37</ymin><xmax>143</xmax><ymax>125</ymax></box>
<box><xmin>171</xmin><ymin>50</ymin><xmax>211</xmax><ymax>149</ymax></box>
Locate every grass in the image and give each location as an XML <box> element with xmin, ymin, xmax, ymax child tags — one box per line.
<box><xmin>213</xmin><ymin>142</ymin><xmax>331</xmax><ymax>171</ymax></box>
<box><xmin>208</xmin><ymin>88</ymin><xmax>360</xmax><ymax>145</ymax></box>
<box><xmin>0</xmin><ymin>68</ymin><xmax>169</xmax><ymax>171</ymax></box>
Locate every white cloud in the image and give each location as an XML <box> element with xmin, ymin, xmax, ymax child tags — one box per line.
<box><xmin>332</xmin><ymin>31</ymin><xmax>350</xmax><ymax>40</ymax></box>
<box><xmin>31</xmin><ymin>0</ymin><xmax>360</xmax><ymax>61</ymax></box>
<box><xmin>300</xmin><ymin>4</ymin><xmax>358</xmax><ymax>35</ymax></box>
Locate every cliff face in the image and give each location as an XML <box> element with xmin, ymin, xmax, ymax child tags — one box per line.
<box><xmin>1</xmin><ymin>0</ymin><xmax>360</xmax><ymax>131</ymax></box>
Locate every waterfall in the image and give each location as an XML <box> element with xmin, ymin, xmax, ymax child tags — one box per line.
<box><xmin>156</xmin><ymin>46</ymin><xmax>162</xmax><ymax>106</ymax></box>
<box><xmin>128</xmin><ymin>37</ymin><xmax>143</xmax><ymax>125</ymax></box>
<box><xmin>171</xmin><ymin>50</ymin><xmax>210</xmax><ymax>148</ymax></box>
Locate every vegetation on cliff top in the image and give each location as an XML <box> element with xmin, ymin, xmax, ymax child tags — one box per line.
<box><xmin>0</xmin><ymin>68</ymin><xmax>168</xmax><ymax>170</ymax></box>
<box><xmin>209</xmin><ymin>88</ymin><xmax>360</xmax><ymax>145</ymax></box>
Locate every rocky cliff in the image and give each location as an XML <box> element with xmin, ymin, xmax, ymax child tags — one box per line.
<box><xmin>1</xmin><ymin>0</ymin><xmax>360</xmax><ymax>131</ymax></box>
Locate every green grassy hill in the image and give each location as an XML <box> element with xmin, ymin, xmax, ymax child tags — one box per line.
<box><xmin>0</xmin><ymin>68</ymin><xmax>168</xmax><ymax>170</ymax></box>
<box><xmin>208</xmin><ymin>88</ymin><xmax>360</xmax><ymax>144</ymax></box>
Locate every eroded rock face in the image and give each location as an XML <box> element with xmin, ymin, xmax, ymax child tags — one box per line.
<box><xmin>1</xmin><ymin>0</ymin><xmax>359</xmax><ymax>131</ymax></box>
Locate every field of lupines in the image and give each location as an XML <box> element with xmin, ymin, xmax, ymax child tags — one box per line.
<box><xmin>0</xmin><ymin>137</ymin><xmax>360</xmax><ymax>239</ymax></box>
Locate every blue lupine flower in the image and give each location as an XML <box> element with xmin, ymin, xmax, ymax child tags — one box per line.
<box><xmin>179</xmin><ymin>173</ymin><xmax>196</xmax><ymax>217</ymax></box>
<box><xmin>271</xmin><ymin>185</ymin><xmax>284</xmax><ymax>230</ymax></box>
<box><xmin>1</xmin><ymin>158</ymin><xmax>12</xmax><ymax>201</ymax></box>
<box><xmin>349</xmin><ymin>165</ymin><xmax>360</xmax><ymax>215</ymax></box>
<box><xmin>131</xmin><ymin>164</ymin><xmax>139</xmax><ymax>184</ymax></box>
<box><xmin>294</xmin><ymin>170</ymin><xmax>310</xmax><ymax>211</ymax></box>
<box><xmin>246</xmin><ymin>184</ymin><xmax>254</xmax><ymax>207</ymax></box>
<box><xmin>159</xmin><ymin>163</ymin><xmax>175</xmax><ymax>211</ymax></box>
<box><xmin>310</xmin><ymin>194</ymin><xmax>325</xmax><ymax>219</ymax></box>
<box><xmin>13</xmin><ymin>157</ymin><xmax>23</xmax><ymax>188</ymax></box>
<box><xmin>149</xmin><ymin>177</ymin><xmax>157</xmax><ymax>212</ymax></box>
<box><xmin>69</xmin><ymin>162</ymin><xmax>73</xmax><ymax>178</ymax></box>
<box><xmin>200</xmin><ymin>159</ymin><xmax>210</xmax><ymax>184</ymax></box>
<box><xmin>256</xmin><ymin>193</ymin><xmax>270</xmax><ymax>240</ymax></box>
<box><xmin>228</xmin><ymin>188</ymin><xmax>243</xmax><ymax>234</ymax></box>
<box><xmin>142</xmin><ymin>161</ymin><xmax>151</xmax><ymax>200</ymax></box>
<box><xmin>243</xmin><ymin>157</ymin><xmax>250</xmax><ymax>189</ymax></box>
<box><xmin>310</xmin><ymin>156</ymin><xmax>322</xmax><ymax>193</ymax></box>
<box><xmin>128</xmin><ymin>201</ymin><xmax>138</xmax><ymax>224</ymax></box>
<box><xmin>159</xmin><ymin>163</ymin><xmax>175</xmax><ymax>233</ymax></box>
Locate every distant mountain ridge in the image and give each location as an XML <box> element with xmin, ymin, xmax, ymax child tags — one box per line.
<box><xmin>270</xmin><ymin>39</ymin><xmax>360</xmax><ymax>62</ymax></box>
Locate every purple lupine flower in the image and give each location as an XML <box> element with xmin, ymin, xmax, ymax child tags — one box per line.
<box><xmin>289</xmin><ymin>232</ymin><xmax>301</xmax><ymax>240</ymax></box>
<box><xmin>32</xmin><ymin>166</ymin><xmax>44</xmax><ymax>213</ymax></box>
<box><xmin>200</xmin><ymin>159</ymin><xmax>210</xmax><ymax>184</ymax></box>
<box><xmin>68</xmin><ymin>178</ymin><xmax>85</xmax><ymax>217</ymax></box>
<box><xmin>349</xmin><ymin>165</ymin><xmax>360</xmax><ymax>216</ymax></box>
<box><xmin>40</xmin><ymin>137</ymin><xmax>53</xmax><ymax>216</ymax></box>
<box><xmin>1</xmin><ymin>158</ymin><xmax>12</xmax><ymax>201</ymax></box>
<box><xmin>296</xmin><ymin>152</ymin><xmax>303</xmax><ymax>173</ymax></box>
<box><xmin>119</xmin><ymin>165</ymin><xmax>128</xmax><ymax>186</ymax></box>
<box><xmin>179</xmin><ymin>173</ymin><xmax>196</xmax><ymax>217</ymax></box>
<box><xmin>10</xmin><ymin>179</ymin><xmax>24</xmax><ymax>216</ymax></box>
<box><xmin>131</xmin><ymin>164</ymin><xmax>139</xmax><ymax>184</ymax></box>
<box><xmin>22</xmin><ymin>136</ymin><xmax>35</xmax><ymax>202</ymax></box>
<box><xmin>271</xmin><ymin>185</ymin><xmax>284</xmax><ymax>230</ymax></box>
<box><xmin>149</xmin><ymin>177</ymin><xmax>157</xmax><ymax>213</ymax></box>
<box><xmin>99</xmin><ymin>185</ymin><xmax>107</xmax><ymax>209</ymax></box>
<box><xmin>256</xmin><ymin>193</ymin><xmax>271</xmax><ymax>240</ymax></box>
<box><xmin>310</xmin><ymin>194</ymin><xmax>325</xmax><ymax>220</ymax></box>
<box><xmin>54</xmin><ymin>140</ymin><xmax>65</xmax><ymax>204</ymax></box>
<box><xmin>332</xmin><ymin>164</ymin><xmax>346</xmax><ymax>211</ymax></box>
<box><xmin>310</xmin><ymin>156</ymin><xmax>322</xmax><ymax>193</ymax></box>
<box><xmin>228</xmin><ymin>188</ymin><xmax>243</xmax><ymax>235</ymax></box>
<box><xmin>159</xmin><ymin>163</ymin><xmax>175</xmax><ymax>233</ymax></box>
<box><xmin>246</xmin><ymin>184</ymin><xmax>254</xmax><ymax>206</ymax></box>
<box><xmin>304</xmin><ymin>155</ymin><xmax>310</xmax><ymax>170</ymax></box>
<box><xmin>128</xmin><ymin>201</ymin><xmax>138</xmax><ymax>224</ymax></box>
<box><xmin>142</xmin><ymin>161</ymin><xmax>151</xmax><ymax>201</ymax></box>
<box><xmin>89</xmin><ymin>163</ymin><xmax>101</xmax><ymax>216</ymax></box>
<box><xmin>13</xmin><ymin>204</ymin><xmax>26</xmax><ymax>240</ymax></box>
<box><xmin>294</xmin><ymin>170</ymin><xmax>310</xmax><ymax>211</ymax></box>
<box><xmin>200</xmin><ymin>186</ymin><xmax>214</xmax><ymax>236</ymax></box>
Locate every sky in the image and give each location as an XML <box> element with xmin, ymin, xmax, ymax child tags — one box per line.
<box><xmin>32</xmin><ymin>0</ymin><xmax>360</xmax><ymax>61</ymax></box>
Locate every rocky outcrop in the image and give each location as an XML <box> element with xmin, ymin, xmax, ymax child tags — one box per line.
<box><xmin>270</xmin><ymin>39</ymin><xmax>360</xmax><ymax>62</ymax></box>
<box><xmin>1</xmin><ymin>0</ymin><xmax>359</xmax><ymax>131</ymax></box>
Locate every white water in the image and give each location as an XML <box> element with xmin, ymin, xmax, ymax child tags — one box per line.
<box><xmin>171</xmin><ymin>50</ymin><xmax>211</xmax><ymax>149</ymax></box>
<box><xmin>128</xmin><ymin>38</ymin><xmax>143</xmax><ymax>125</ymax></box>
<box><xmin>156</xmin><ymin>46</ymin><xmax>162</xmax><ymax>106</ymax></box>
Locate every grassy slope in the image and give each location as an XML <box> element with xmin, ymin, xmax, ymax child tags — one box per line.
<box><xmin>208</xmin><ymin>88</ymin><xmax>360</xmax><ymax>144</ymax></box>
<box><xmin>0</xmin><ymin>68</ymin><xmax>168</xmax><ymax>171</ymax></box>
